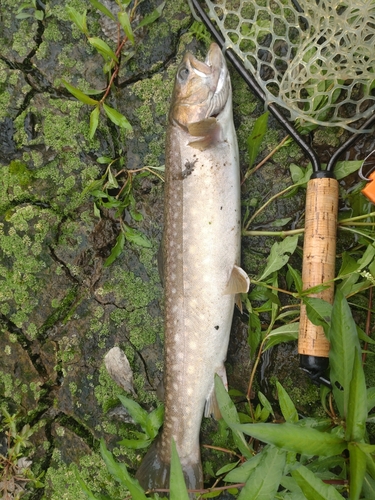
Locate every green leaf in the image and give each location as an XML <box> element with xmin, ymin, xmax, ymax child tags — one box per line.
<box><xmin>363</xmin><ymin>472</ymin><xmax>375</xmax><ymax>499</ymax></box>
<box><xmin>367</xmin><ymin>387</ymin><xmax>375</xmax><ymax>412</ymax></box>
<box><xmin>123</xmin><ymin>225</ymin><xmax>152</xmax><ymax>248</ymax></box>
<box><xmin>337</xmin><ymin>251</ymin><xmax>360</xmax><ymax>278</ymax></box>
<box><xmin>287</xmin><ymin>264</ymin><xmax>303</xmax><ymax>294</ymax></box>
<box><xmin>170</xmin><ymin>439</ymin><xmax>190</xmax><ymax>500</ymax></box>
<box><xmin>97</xmin><ymin>156</ymin><xmax>113</xmax><ymax>164</ymax></box>
<box><xmin>66</xmin><ymin>6</ymin><xmax>89</xmax><ymax>35</ymax></box>
<box><xmin>103</xmin><ymin>103</ymin><xmax>132</xmax><ymax>130</ymax></box>
<box><xmin>62</xmin><ymin>80</ymin><xmax>99</xmax><ymax>106</ymax></box>
<box><xmin>89</xmin><ymin>105</ymin><xmax>100</xmax><ymax>139</ymax></box>
<box><xmin>137</xmin><ymin>1</ymin><xmax>165</xmax><ymax>28</ymax></box>
<box><xmin>117</xmin><ymin>437</ymin><xmax>151</xmax><ymax>449</ymax></box>
<box><xmin>104</xmin><ymin>231</ymin><xmax>125</xmax><ymax>267</ymax></box>
<box><xmin>303</xmin><ymin>297</ymin><xmax>332</xmax><ymax>331</ymax></box>
<box><xmin>258</xmin><ymin>391</ymin><xmax>274</xmax><ymax>417</ymax></box>
<box><xmin>34</xmin><ymin>9</ymin><xmax>44</xmax><ymax>20</ymax></box>
<box><xmin>291</xmin><ymin>465</ymin><xmax>343</xmax><ymax>500</ymax></box>
<box><xmin>258</xmin><ymin>235</ymin><xmax>299</xmax><ymax>281</ymax></box>
<box><xmin>16</xmin><ymin>12</ymin><xmax>33</xmax><ymax>19</ymax></box>
<box><xmin>118</xmin><ymin>11</ymin><xmax>134</xmax><ymax>44</ymax></box>
<box><xmin>348</xmin><ymin>442</ymin><xmax>367</xmax><ymax>500</ymax></box>
<box><xmin>247</xmin><ymin>111</ymin><xmax>269</xmax><ymax>170</ymax></box>
<box><xmin>237</xmin><ymin>446</ymin><xmax>286</xmax><ymax>500</ymax></box>
<box><xmin>214</xmin><ymin>375</ymin><xmax>253</xmax><ymax>458</ymax></box>
<box><xmin>345</xmin><ymin>347</ymin><xmax>367</xmax><ymax>442</ymax></box>
<box><xmin>89</xmin><ymin>0</ymin><xmax>116</xmax><ymax>22</ymax></box>
<box><xmin>107</xmin><ymin>167</ymin><xmax>119</xmax><ymax>189</ymax></box>
<box><xmin>276</xmin><ymin>381</ymin><xmax>298</xmax><ymax>423</ymax></box>
<box><xmin>224</xmin><ymin>450</ymin><xmax>264</xmax><ymax>483</ymax></box>
<box><xmin>338</xmin><ymin>244</ymin><xmax>375</xmax><ymax>296</ymax></box>
<box><xmin>145</xmin><ymin>405</ymin><xmax>164</xmax><ymax>439</ymax></box>
<box><xmin>334</xmin><ymin>160</ymin><xmax>362</xmax><ymax>180</ymax></box>
<box><xmin>100</xmin><ymin>439</ymin><xmax>148</xmax><ymax>499</ymax></box>
<box><xmin>232</xmin><ymin>422</ymin><xmax>346</xmax><ymax>457</ymax></box>
<box><xmin>328</xmin><ymin>290</ymin><xmax>361</xmax><ymax>418</ymax></box>
<box><xmin>74</xmin><ymin>467</ymin><xmax>101</xmax><ymax>500</ymax></box>
<box><xmin>88</xmin><ymin>37</ymin><xmax>118</xmax><ymax>61</ymax></box>
<box><xmin>263</xmin><ymin>323</ymin><xmax>299</xmax><ymax>351</ymax></box>
<box><xmin>216</xmin><ymin>461</ymin><xmax>240</xmax><ymax>476</ymax></box>
<box><xmin>117</xmin><ymin>394</ymin><xmax>148</xmax><ymax>430</ymax></box>
<box><xmin>289</xmin><ymin>163</ymin><xmax>312</xmax><ymax>186</ymax></box>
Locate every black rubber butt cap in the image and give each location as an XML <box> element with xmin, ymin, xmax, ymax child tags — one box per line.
<box><xmin>299</xmin><ymin>355</ymin><xmax>331</xmax><ymax>388</ymax></box>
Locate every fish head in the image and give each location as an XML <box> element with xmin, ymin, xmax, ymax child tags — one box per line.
<box><xmin>170</xmin><ymin>43</ymin><xmax>230</xmax><ymax>129</ymax></box>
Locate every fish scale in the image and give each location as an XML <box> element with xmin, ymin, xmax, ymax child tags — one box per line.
<box><xmin>136</xmin><ymin>43</ymin><xmax>249</xmax><ymax>495</ymax></box>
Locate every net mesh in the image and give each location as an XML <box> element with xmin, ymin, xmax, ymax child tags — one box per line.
<box><xmin>201</xmin><ymin>0</ymin><xmax>375</xmax><ymax>130</ymax></box>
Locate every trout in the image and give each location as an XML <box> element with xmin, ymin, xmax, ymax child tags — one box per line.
<box><xmin>136</xmin><ymin>42</ymin><xmax>249</xmax><ymax>493</ymax></box>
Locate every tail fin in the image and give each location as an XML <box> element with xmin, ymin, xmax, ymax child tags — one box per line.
<box><xmin>136</xmin><ymin>438</ymin><xmax>203</xmax><ymax>498</ymax></box>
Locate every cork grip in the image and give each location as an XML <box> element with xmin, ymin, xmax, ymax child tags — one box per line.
<box><xmin>298</xmin><ymin>177</ymin><xmax>339</xmax><ymax>358</ymax></box>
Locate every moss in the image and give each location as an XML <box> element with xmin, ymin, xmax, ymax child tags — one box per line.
<box><xmin>94</xmin><ymin>363</ymin><xmax>124</xmax><ymax>413</ymax></box>
<box><xmin>44</xmin><ymin>451</ymin><xmax>130</xmax><ymax>500</ymax></box>
<box><xmin>12</xmin><ymin>20</ymin><xmax>38</xmax><ymax>57</ymax></box>
<box><xmin>0</xmin><ymin>371</ymin><xmax>22</xmax><ymax>404</ymax></box>
<box><xmin>0</xmin><ymin>206</ymin><xmax>60</xmax><ymax>329</ymax></box>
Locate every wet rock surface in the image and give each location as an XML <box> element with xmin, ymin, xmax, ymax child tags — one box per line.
<box><xmin>0</xmin><ymin>1</ymin><xmax>374</xmax><ymax>499</ymax></box>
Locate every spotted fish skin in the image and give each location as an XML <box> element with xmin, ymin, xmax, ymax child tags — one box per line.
<box><xmin>136</xmin><ymin>43</ymin><xmax>249</xmax><ymax>494</ymax></box>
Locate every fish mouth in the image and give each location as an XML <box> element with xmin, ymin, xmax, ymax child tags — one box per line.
<box><xmin>203</xmin><ymin>43</ymin><xmax>229</xmax><ymax>118</ymax></box>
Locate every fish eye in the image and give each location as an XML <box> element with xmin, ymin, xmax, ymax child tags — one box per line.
<box><xmin>178</xmin><ymin>66</ymin><xmax>190</xmax><ymax>82</ymax></box>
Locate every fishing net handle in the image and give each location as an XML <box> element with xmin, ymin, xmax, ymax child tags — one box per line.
<box><xmin>298</xmin><ymin>174</ymin><xmax>339</xmax><ymax>359</ymax></box>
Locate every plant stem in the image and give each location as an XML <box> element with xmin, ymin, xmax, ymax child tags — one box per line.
<box><xmin>244</xmin><ymin>182</ymin><xmax>303</xmax><ymax>230</ymax></box>
<box><xmin>242</xmin><ymin>228</ymin><xmax>304</xmax><ymax>237</ymax></box>
<box><xmin>241</xmin><ymin>135</ymin><xmax>291</xmax><ymax>185</ymax></box>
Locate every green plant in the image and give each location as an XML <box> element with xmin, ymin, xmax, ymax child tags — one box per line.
<box><xmin>84</xmin><ymin>159</ymin><xmax>163</xmax><ymax>266</ymax></box>
<box><xmin>16</xmin><ymin>0</ymin><xmax>52</xmax><ymax>21</ymax></box>
<box><xmin>0</xmin><ymin>407</ymin><xmax>43</xmax><ymax>499</ymax></box>
<box><xmin>62</xmin><ymin>0</ymin><xmax>166</xmax><ymax>264</ymax></box>
<box><xmin>64</xmin><ymin>0</ymin><xmax>165</xmax><ymax>139</ymax></box>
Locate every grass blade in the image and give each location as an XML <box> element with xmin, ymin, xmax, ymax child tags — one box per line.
<box><xmin>170</xmin><ymin>439</ymin><xmax>190</xmax><ymax>500</ymax></box>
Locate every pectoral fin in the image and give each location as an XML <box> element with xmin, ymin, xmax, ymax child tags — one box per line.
<box><xmin>224</xmin><ymin>265</ymin><xmax>250</xmax><ymax>295</ymax></box>
<box><xmin>188</xmin><ymin>118</ymin><xmax>220</xmax><ymax>151</ymax></box>
<box><xmin>204</xmin><ymin>365</ymin><xmax>228</xmax><ymax>419</ymax></box>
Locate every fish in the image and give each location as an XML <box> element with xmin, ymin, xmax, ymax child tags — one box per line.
<box><xmin>136</xmin><ymin>42</ymin><xmax>250</xmax><ymax>495</ymax></box>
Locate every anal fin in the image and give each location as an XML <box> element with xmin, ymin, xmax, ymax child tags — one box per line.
<box><xmin>224</xmin><ymin>265</ymin><xmax>250</xmax><ymax>295</ymax></box>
